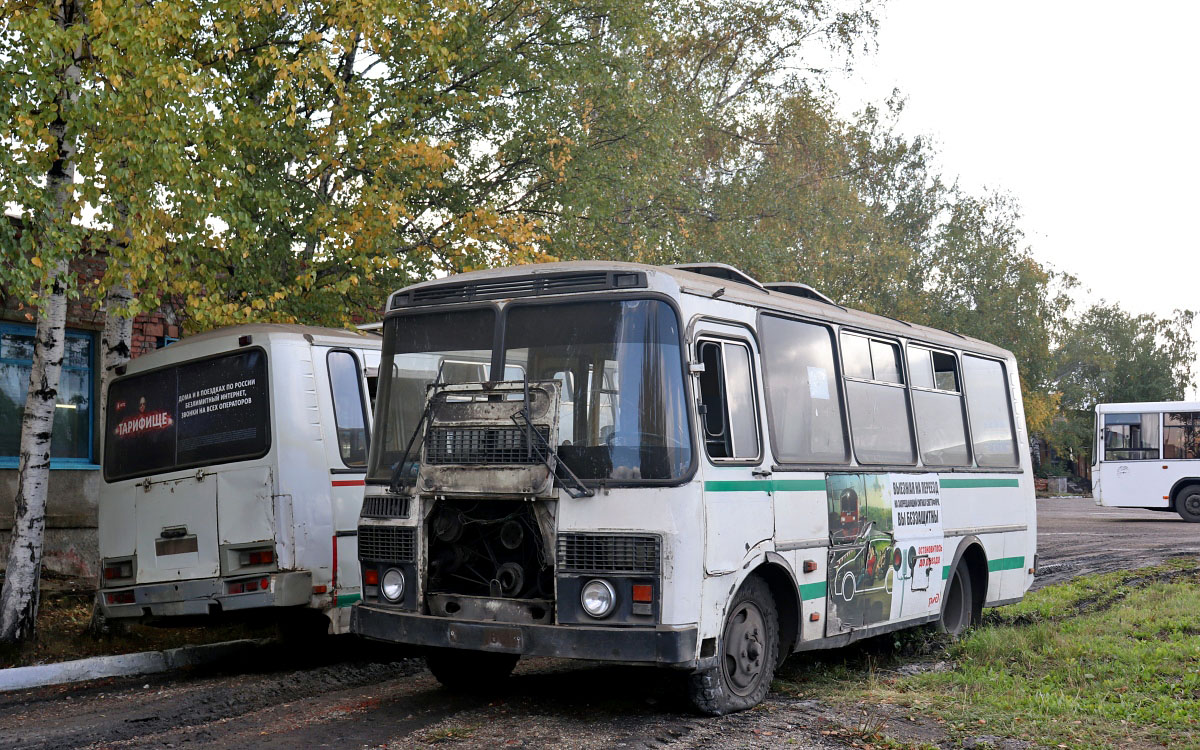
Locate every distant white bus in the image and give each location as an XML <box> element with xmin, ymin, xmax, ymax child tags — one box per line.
<box><xmin>1093</xmin><ymin>401</ymin><xmax>1200</xmax><ymax>521</ymax></box>
<box><xmin>98</xmin><ymin>325</ymin><xmax>382</xmax><ymax>634</ymax></box>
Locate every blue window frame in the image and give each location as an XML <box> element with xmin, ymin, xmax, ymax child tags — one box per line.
<box><xmin>0</xmin><ymin>322</ymin><xmax>96</xmax><ymax>468</ymax></box>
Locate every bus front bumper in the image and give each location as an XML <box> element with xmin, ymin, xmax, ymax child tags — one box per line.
<box><xmin>98</xmin><ymin>571</ymin><xmax>312</xmax><ymax>619</ymax></box>
<box><xmin>352</xmin><ymin>604</ymin><xmax>698</xmax><ymax>667</ymax></box>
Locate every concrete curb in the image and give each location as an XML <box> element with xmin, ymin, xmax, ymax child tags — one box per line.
<box><xmin>0</xmin><ymin>638</ymin><xmax>270</xmax><ymax>693</ymax></box>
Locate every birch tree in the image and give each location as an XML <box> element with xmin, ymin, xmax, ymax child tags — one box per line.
<box><xmin>0</xmin><ymin>0</ymin><xmax>85</xmax><ymax>644</ymax></box>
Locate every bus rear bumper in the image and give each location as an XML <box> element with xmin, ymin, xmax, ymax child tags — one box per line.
<box><xmin>352</xmin><ymin>604</ymin><xmax>698</xmax><ymax>667</ymax></box>
<box><xmin>98</xmin><ymin>571</ymin><xmax>312</xmax><ymax>619</ymax></box>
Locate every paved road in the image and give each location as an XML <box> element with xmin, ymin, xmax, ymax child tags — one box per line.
<box><xmin>1033</xmin><ymin>495</ymin><xmax>1200</xmax><ymax>588</ymax></box>
<box><xmin>2</xmin><ymin>496</ymin><xmax>1196</xmax><ymax>749</ymax></box>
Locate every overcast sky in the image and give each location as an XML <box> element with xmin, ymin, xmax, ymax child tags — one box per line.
<box><xmin>830</xmin><ymin>0</ymin><xmax>1200</xmax><ymax>397</ymax></box>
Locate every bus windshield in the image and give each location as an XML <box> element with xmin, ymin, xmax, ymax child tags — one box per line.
<box><xmin>368</xmin><ymin>298</ymin><xmax>692</xmax><ymax>484</ymax></box>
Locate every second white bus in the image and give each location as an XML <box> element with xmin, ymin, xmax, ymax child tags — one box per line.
<box><xmin>98</xmin><ymin>325</ymin><xmax>382</xmax><ymax>634</ymax></box>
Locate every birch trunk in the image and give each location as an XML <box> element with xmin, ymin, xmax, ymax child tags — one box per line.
<box><xmin>99</xmin><ymin>282</ymin><xmax>133</xmax><ymax>420</ymax></box>
<box><xmin>0</xmin><ymin>0</ymin><xmax>81</xmax><ymax>645</ymax></box>
<box><xmin>0</xmin><ymin>260</ymin><xmax>71</xmax><ymax>644</ymax></box>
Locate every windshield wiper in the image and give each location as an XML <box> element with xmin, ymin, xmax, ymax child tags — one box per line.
<box><xmin>388</xmin><ymin>361</ymin><xmax>446</xmax><ymax>495</ymax></box>
<box><xmin>512</xmin><ymin>375</ymin><xmax>594</xmax><ymax>499</ymax></box>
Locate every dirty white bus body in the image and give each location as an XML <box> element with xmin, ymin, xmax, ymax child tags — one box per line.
<box><xmin>98</xmin><ymin>325</ymin><xmax>381</xmax><ymax>634</ymax></box>
<box><xmin>1093</xmin><ymin>401</ymin><xmax>1200</xmax><ymax>521</ymax></box>
<box><xmin>351</xmin><ymin>262</ymin><xmax>1037</xmax><ymax>713</ymax></box>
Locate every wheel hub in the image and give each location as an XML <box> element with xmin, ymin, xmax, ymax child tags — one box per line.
<box><xmin>723</xmin><ymin>602</ymin><xmax>766</xmax><ymax>696</ymax></box>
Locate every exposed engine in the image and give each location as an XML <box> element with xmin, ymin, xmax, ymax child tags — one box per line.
<box><xmin>425</xmin><ymin>499</ymin><xmax>552</xmax><ymax>600</ymax></box>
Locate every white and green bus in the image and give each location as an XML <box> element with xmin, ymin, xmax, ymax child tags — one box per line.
<box><xmin>352</xmin><ymin>262</ymin><xmax>1036</xmax><ymax>714</ymax></box>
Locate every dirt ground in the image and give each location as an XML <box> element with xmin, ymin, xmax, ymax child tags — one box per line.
<box><xmin>0</xmin><ymin>496</ymin><xmax>1194</xmax><ymax>750</ymax></box>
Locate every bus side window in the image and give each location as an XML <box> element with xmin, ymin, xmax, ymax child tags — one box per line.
<box><xmin>1165</xmin><ymin>412</ymin><xmax>1200</xmax><ymax>460</ymax></box>
<box><xmin>759</xmin><ymin>315</ymin><xmax>849</xmax><ymax>464</ymax></box>
<box><xmin>1104</xmin><ymin>412</ymin><xmax>1159</xmax><ymax>461</ymax></box>
<box><xmin>962</xmin><ymin>355</ymin><xmax>1020</xmax><ymax>467</ymax></box>
<box><xmin>841</xmin><ymin>333</ymin><xmax>916</xmax><ymax>465</ymax></box>
<box><xmin>696</xmin><ymin>340</ymin><xmax>760</xmax><ymax>461</ymax></box>
<box><xmin>908</xmin><ymin>344</ymin><xmax>971</xmax><ymax>467</ymax></box>
<box><xmin>328</xmin><ymin>350</ymin><xmax>370</xmax><ymax>467</ymax></box>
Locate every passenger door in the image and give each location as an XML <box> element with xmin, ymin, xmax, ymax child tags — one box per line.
<box><xmin>696</xmin><ymin>327</ymin><xmax>771</xmax><ymax>575</ymax></box>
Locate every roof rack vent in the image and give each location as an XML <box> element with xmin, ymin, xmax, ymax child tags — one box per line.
<box><xmin>762</xmin><ymin>282</ymin><xmax>840</xmax><ymax>307</ymax></box>
<box><xmin>668</xmin><ymin>263</ymin><xmax>767</xmax><ymax>292</ymax></box>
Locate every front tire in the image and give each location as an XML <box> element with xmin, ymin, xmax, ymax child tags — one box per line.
<box><xmin>686</xmin><ymin>576</ymin><xmax>779</xmax><ymax>716</ymax></box>
<box><xmin>937</xmin><ymin>561</ymin><xmax>976</xmax><ymax>636</ymax></box>
<box><xmin>1175</xmin><ymin>484</ymin><xmax>1200</xmax><ymax>522</ymax></box>
<box><xmin>425</xmin><ymin>648</ymin><xmax>519</xmax><ymax>692</ymax></box>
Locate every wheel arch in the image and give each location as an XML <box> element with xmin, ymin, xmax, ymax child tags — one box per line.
<box><xmin>1169</xmin><ymin>478</ymin><xmax>1200</xmax><ymax>504</ymax></box>
<box><xmin>746</xmin><ymin>553</ymin><xmax>802</xmax><ymax>663</ymax></box>
<box><xmin>943</xmin><ymin>535</ymin><xmax>987</xmax><ymax>617</ymax></box>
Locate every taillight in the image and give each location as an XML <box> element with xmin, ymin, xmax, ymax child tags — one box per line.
<box><xmin>106</xmin><ymin>591</ymin><xmax>135</xmax><ymax>605</ymax></box>
<box><xmin>102</xmin><ymin>560</ymin><xmax>133</xmax><ymax>581</ymax></box>
<box><xmin>238</xmin><ymin>548</ymin><xmax>274</xmax><ymax>567</ymax></box>
<box><xmin>226</xmin><ymin>577</ymin><xmax>271</xmax><ymax>595</ymax></box>
<box><xmin>364</xmin><ymin>569</ymin><xmax>379</xmax><ymax>586</ymax></box>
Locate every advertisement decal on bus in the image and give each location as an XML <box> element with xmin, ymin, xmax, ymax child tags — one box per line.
<box><xmin>826</xmin><ymin>473</ymin><xmax>944</xmax><ymax>633</ymax></box>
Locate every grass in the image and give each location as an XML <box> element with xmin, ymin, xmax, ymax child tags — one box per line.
<box><xmin>776</xmin><ymin>557</ymin><xmax>1200</xmax><ymax>749</ymax></box>
<box><xmin>0</xmin><ymin>571</ymin><xmax>276</xmax><ymax>669</ymax></box>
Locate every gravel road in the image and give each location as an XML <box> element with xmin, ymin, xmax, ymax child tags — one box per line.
<box><xmin>1</xmin><ymin>496</ymin><xmax>1195</xmax><ymax>750</ymax></box>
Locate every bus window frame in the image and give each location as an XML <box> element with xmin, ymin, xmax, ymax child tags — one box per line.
<box><xmin>906</xmin><ymin>343</ymin><xmax>974</xmax><ymax>469</ymax></box>
<box><xmin>693</xmin><ymin>333</ymin><xmax>764</xmax><ymax>466</ymax></box>
<box><xmin>326</xmin><ymin>347</ymin><xmax>372</xmax><ymax>470</ymax></box>
<box><xmin>1102</xmin><ymin>411</ymin><xmax>1162</xmax><ymax>462</ymax></box>
<box><xmin>838</xmin><ymin>327</ymin><xmax>918</xmax><ymax>467</ymax></box>
<box><xmin>959</xmin><ymin>352</ymin><xmax>1022</xmax><ymax>469</ymax></box>
<box><xmin>755</xmin><ymin>310</ymin><xmax>852</xmax><ymax>469</ymax></box>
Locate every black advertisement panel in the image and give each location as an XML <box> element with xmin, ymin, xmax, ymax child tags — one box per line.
<box><xmin>107</xmin><ymin>368</ymin><xmax>178</xmax><ymax>479</ymax></box>
<box><xmin>104</xmin><ymin>350</ymin><xmax>270</xmax><ymax>481</ymax></box>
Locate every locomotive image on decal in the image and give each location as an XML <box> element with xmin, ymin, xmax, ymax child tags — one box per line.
<box><xmin>825</xmin><ymin>473</ymin><xmax>943</xmax><ymax>632</ymax></box>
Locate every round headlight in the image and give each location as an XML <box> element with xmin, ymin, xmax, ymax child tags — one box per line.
<box><xmin>381</xmin><ymin>568</ymin><xmax>406</xmax><ymax>602</ymax></box>
<box><xmin>580</xmin><ymin>579</ymin><xmax>616</xmax><ymax>618</ymax></box>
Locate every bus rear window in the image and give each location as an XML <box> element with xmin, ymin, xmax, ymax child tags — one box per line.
<box><xmin>104</xmin><ymin>350</ymin><xmax>270</xmax><ymax>481</ymax></box>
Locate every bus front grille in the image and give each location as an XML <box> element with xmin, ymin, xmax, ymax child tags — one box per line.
<box><xmin>358</xmin><ymin>526</ymin><xmax>416</xmax><ymax>563</ymax></box>
<box><xmin>557</xmin><ymin>533</ymin><xmax>661</xmax><ymax>575</ymax></box>
<box><xmin>361</xmin><ymin>495</ymin><xmax>411</xmax><ymax>519</ymax></box>
<box><xmin>425</xmin><ymin>426</ymin><xmax>549</xmax><ymax>465</ymax></box>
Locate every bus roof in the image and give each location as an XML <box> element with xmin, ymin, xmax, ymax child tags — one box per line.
<box><xmin>122</xmin><ymin>324</ymin><xmax>381</xmax><ymax>376</ymax></box>
<box><xmin>386</xmin><ymin>261</ymin><xmax>1013</xmax><ymax>360</ymax></box>
<box><xmin>1096</xmin><ymin>401</ymin><xmax>1200</xmax><ymax>413</ymax></box>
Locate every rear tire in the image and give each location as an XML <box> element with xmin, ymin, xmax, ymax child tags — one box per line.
<box><xmin>686</xmin><ymin>576</ymin><xmax>778</xmax><ymax>716</ymax></box>
<box><xmin>937</xmin><ymin>561</ymin><xmax>975</xmax><ymax>636</ymax></box>
<box><xmin>1175</xmin><ymin>484</ymin><xmax>1200</xmax><ymax>522</ymax></box>
<box><xmin>425</xmin><ymin>648</ymin><xmax>519</xmax><ymax>692</ymax></box>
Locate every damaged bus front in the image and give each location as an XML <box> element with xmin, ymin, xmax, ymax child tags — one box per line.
<box><xmin>352</xmin><ymin>280</ymin><xmax>699</xmax><ymax>686</ymax></box>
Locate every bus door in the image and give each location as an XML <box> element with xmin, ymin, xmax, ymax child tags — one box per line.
<box><xmin>1100</xmin><ymin>411</ymin><xmax>1163</xmax><ymax>504</ymax></box>
<box><xmin>825</xmin><ymin>473</ymin><xmax>943</xmax><ymax>634</ymax></box>
<box><xmin>694</xmin><ymin>327</ymin><xmax>770</xmax><ymax>574</ymax></box>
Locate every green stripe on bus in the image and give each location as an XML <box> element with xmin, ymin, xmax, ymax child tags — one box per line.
<box><xmin>704</xmin><ymin>479</ymin><xmax>827</xmax><ymax>493</ymax></box>
<box><xmin>939</xmin><ymin>478</ymin><xmax>1021</xmax><ymax>489</ymax></box>
<box><xmin>799</xmin><ymin>581</ymin><xmax>827</xmax><ymax>600</ymax></box>
<box><xmin>941</xmin><ymin>555</ymin><xmax>1026</xmax><ymax>580</ymax></box>
<box><xmin>988</xmin><ymin>556</ymin><xmax>1025</xmax><ymax>572</ymax></box>
<box><xmin>335</xmin><ymin>593</ymin><xmax>361</xmax><ymax>608</ymax></box>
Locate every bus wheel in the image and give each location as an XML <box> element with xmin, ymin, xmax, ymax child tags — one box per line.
<box><xmin>686</xmin><ymin>576</ymin><xmax>779</xmax><ymax>715</ymax></box>
<box><xmin>937</xmin><ymin>561</ymin><xmax>974</xmax><ymax>636</ymax></box>
<box><xmin>1175</xmin><ymin>484</ymin><xmax>1200</xmax><ymax>522</ymax></box>
<box><xmin>425</xmin><ymin>648</ymin><xmax>519</xmax><ymax>692</ymax></box>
